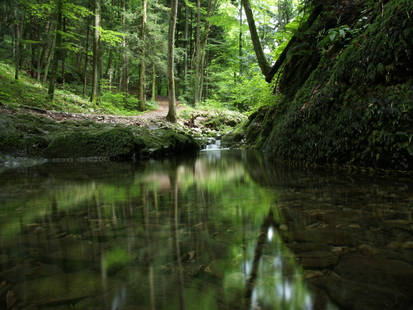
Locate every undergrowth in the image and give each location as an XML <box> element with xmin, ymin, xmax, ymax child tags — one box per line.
<box><xmin>0</xmin><ymin>62</ymin><xmax>152</xmax><ymax>115</ymax></box>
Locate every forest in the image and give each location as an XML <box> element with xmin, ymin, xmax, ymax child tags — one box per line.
<box><xmin>0</xmin><ymin>1</ymin><xmax>413</xmax><ymax>309</ymax></box>
<box><xmin>0</xmin><ymin>0</ymin><xmax>294</xmax><ymax>113</ymax></box>
<box><xmin>0</xmin><ymin>0</ymin><xmax>412</xmax><ymax>170</ymax></box>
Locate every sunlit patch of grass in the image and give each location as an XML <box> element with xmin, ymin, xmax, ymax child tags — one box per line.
<box><xmin>0</xmin><ymin>61</ymin><xmax>147</xmax><ymax>116</ymax></box>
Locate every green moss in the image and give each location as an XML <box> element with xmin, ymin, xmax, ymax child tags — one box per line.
<box><xmin>45</xmin><ymin>127</ymin><xmax>137</xmax><ymax>159</ymax></box>
<box><xmin>247</xmin><ymin>0</ymin><xmax>413</xmax><ymax>170</ymax></box>
<box><xmin>0</xmin><ymin>113</ymin><xmax>200</xmax><ymax>161</ymax></box>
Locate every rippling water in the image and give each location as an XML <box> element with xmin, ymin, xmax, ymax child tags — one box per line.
<box><xmin>0</xmin><ymin>151</ymin><xmax>412</xmax><ymax>309</ymax></box>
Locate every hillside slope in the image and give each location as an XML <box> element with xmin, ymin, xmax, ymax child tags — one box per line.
<box><xmin>246</xmin><ymin>0</ymin><xmax>413</xmax><ymax>170</ymax></box>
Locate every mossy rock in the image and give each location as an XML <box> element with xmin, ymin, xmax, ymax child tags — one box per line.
<box><xmin>0</xmin><ymin>112</ymin><xmax>200</xmax><ymax>161</ymax></box>
<box><xmin>44</xmin><ymin>127</ymin><xmax>138</xmax><ymax>160</ymax></box>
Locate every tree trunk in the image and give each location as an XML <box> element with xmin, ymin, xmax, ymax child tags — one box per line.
<box><xmin>241</xmin><ymin>0</ymin><xmax>271</xmax><ymax>76</ymax></box>
<box><xmin>61</xmin><ymin>17</ymin><xmax>66</xmax><ymax>88</ymax></box>
<box><xmin>90</xmin><ymin>0</ymin><xmax>101</xmax><ymax>103</ymax></box>
<box><xmin>138</xmin><ymin>0</ymin><xmax>147</xmax><ymax>110</ymax></box>
<box><xmin>43</xmin><ymin>26</ymin><xmax>56</xmax><ymax>84</ymax></box>
<box><xmin>14</xmin><ymin>8</ymin><xmax>21</xmax><ymax>80</ymax></box>
<box><xmin>239</xmin><ymin>0</ymin><xmax>243</xmax><ymax>79</ymax></box>
<box><xmin>184</xmin><ymin>4</ymin><xmax>188</xmax><ymax>93</ymax></box>
<box><xmin>48</xmin><ymin>0</ymin><xmax>63</xmax><ymax>100</ymax></box>
<box><xmin>98</xmin><ymin>42</ymin><xmax>103</xmax><ymax>98</ymax></box>
<box><xmin>30</xmin><ymin>42</ymin><xmax>36</xmax><ymax>78</ymax></box>
<box><xmin>119</xmin><ymin>0</ymin><xmax>128</xmax><ymax>92</ymax></box>
<box><xmin>82</xmin><ymin>17</ymin><xmax>90</xmax><ymax>97</ymax></box>
<box><xmin>193</xmin><ymin>0</ymin><xmax>201</xmax><ymax>105</ymax></box>
<box><xmin>105</xmin><ymin>49</ymin><xmax>113</xmax><ymax>78</ymax></box>
<box><xmin>199</xmin><ymin>47</ymin><xmax>206</xmax><ymax>101</ymax></box>
<box><xmin>151</xmin><ymin>64</ymin><xmax>156</xmax><ymax>102</ymax></box>
<box><xmin>37</xmin><ymin>21</ymin><xmax>51</xmax><ymax>83</ymax></box>
<box><xmin>166</xmin><ymin>0</ymin><xmax>178</xmax><ymax>123</ymax></box>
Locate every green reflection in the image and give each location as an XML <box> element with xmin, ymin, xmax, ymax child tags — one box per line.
<box><xmin>0</xmin><ymin>151</ymin><xmax>411</xmax><ymax>309</ymax></box>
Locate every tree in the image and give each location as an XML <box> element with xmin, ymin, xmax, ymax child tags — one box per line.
<box><xmin>48</xmin><ymin>0</ymin><xmax>63</xmax><ymax>100</ymax></box>
<box><xmin>241</xmin><ymin>0</ymin><xmax>271</xmax><ymax>76</ymax></box>
<box><xmin>90</xmin><ymin>0</ymin><xmax>101</xmax><ymax>103</ymax></box>
<box><xmin>239</xmin><ymin>0</ymin><xmax>243</xmax><ymax>79</ymax></box>
<box><xmin>13</xmin><ymin>5</ymin><xmax>23</xmax><ymax>80</ymax></box>
<box><xmin>138</xmin><ymin>0</ymin><xmax>148</xmax><ymax>110</ymax></box>
<box><xmin>166</xmin><ymin>0</ymin><xmax>178</xmax><ymax>122</ymax></box>
<box><xmin>82</xmin><ymin>14</ymin><xmax>91</xmax><ymax>97</ymax></box>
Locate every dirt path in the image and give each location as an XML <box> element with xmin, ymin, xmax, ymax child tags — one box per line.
<box><xmin>0</xmin><ymin>96</ymin><xmax>181</xmax><ymax>128</ymax></box>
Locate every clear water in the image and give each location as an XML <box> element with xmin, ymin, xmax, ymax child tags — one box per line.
<box><xmin>0</xmin><ymin>150</ymin><xmax>412</xmax><ymax>310</ymax></box>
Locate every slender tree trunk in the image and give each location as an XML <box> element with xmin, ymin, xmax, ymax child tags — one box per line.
<box><xmin>199</xmin><ymin>47</ymin><xmax>206</xmax><ymax>101</ymax></box>
<box><xmin>30</xmin><ymin>23</ymin><xmax>38</xmax><ymax>78</ymax></box>
<box><xmin>105</xmin><ymin>49</ymin><xmax>113</xmax><ymax>78</ymax></box>
<box><xmin>14</xmin><ymin>8</ymin><xmax>21</xmax><ymax>80</ymax></box>
<box><xmin>138</xmin><ymin>0</ymin><xmax>147</xmax><ymax>110</ymax></box>
<box><xmin>37</xmin><ymin>47</ymin><xmax>43</xmax><ymax>81</ymax></box>
<box><xmin>205</xmin><ymin>65</ymin><xmax>209</xmax><ymax>99</ymax></box>
<box><xmin>61</xmin><ymin>17</ymin><xmax>66</xmax><ymax>88</ymax></box>
<box><xmin>193</xmin><ymin>0</ymin><xmax>201</xmax><ymax>105</ymax></box>
<box><xmin>166</xmin><ymin>0</ymin><xmax>178</xmax><ymax>122</ymax></box>
<box><xmin>189</xmin><ymin>11</ymin><xmax>193</xmax><ymax>70</ymax></box>
<box><xmin>157</xmin><ymin>77</ymin><xmax>162</xmax><ymax>96</ymax></box>
<box><xmin>119</xmin><ymin>0</ymin><xmax>127</xmax><ymax>92</ymax></box>
<box><xmin>194</xmin><ymin>0</ymin><xmax>217</xmax><ymax>104</ymax></box>
<box><xmin>184</xmin><ymin>4</ymin><xmax>188</xmax><ymax>93</ymax></box>
<box><xmin>150</xmin><ymin>0</ymin><xmax>158</xmax><ymax>103</ymax></box>
<box><xmin>76</xmin><ymin>52</ymin><xmax>82</xmax><ymax>68</ymax></box>
<box><xmin>82</xmin><ymin>17</ymin><xmax>90</xmax><ymax>97</ymax></box>
<box><xmin>151</xmin><ymin>64</ymin><xmax>156</xmax><ymax>102</ymax></box>
<box><xmin>239</xmin><ymin>0</ymin><xmax>243</xmax><ymax>79</ymax></box>
<box><xmin>37</xmin><ymin>21</ymin><xmax>51</xmax><ymax>83</ymax></box>
<box><xmin>241</xmin><ymin>0</ymin><xmax>271</xmax><ymax>76</ymax></box>
<box><xmin>48</xmin><ymin>0</ymin><xmax>63</xmax><ymax>100</ymax></box>
<box><xmin>97</xmin><ymin>43</ymin><xmax>103</xmax><ymax>98</ymax></box>
<box><xmin>30</xmin><ymin>43</ymin><xmax>36</xmax><ymax>78</ymax></box>
<box><xmin>90</xmin><ymin>0</ymin><xmax>101</xmax><ymax>103</ymax></box>
<box><xmin>43</xmin><ymin>28</ymin><xmax>56</xmax><ymax>84</ymax></box>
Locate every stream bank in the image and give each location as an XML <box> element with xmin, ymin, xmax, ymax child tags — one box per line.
<box><xmin>0</xmin><ymin>112</ymin><xmax>199</xmax><ymax>163</ymax></box>
<box><xmin>0</xmin><ymin>105</ymin><xmax>246</xmax><ymax>166</ymax></box>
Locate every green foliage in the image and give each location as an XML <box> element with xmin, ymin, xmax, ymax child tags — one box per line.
<box><xmin>317</xmin><ymin>25</ymin><xmax>356</xmax><ymax>53</ymax></box>
<box><xmin>99</xmin><ymin>27</ymin><xmax>124</xmax><ymax>46</ymax></box>
<box><xmin>231</xmin><ymin>73</ymin><xmax>275</xmax><ymax>112</ymax></box>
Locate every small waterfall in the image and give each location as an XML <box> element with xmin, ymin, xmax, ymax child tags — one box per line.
<box><xmin>201</xmin><ymin>135</ymin><xmax>228</xmax><ymax>151</ymax></box>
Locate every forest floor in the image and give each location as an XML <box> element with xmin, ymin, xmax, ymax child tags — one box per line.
<box><xmin>0</xmin><ymin>96</ymin><xmax>178</xmax><ymax>129</ymax></box>
<box><xmin>0</xmin><ymin>61</ymin><xmax>247</xmax><ymax>162</ymax></box>
<box><xmin>0</xmin><ymin>95</ymin><xmax>246</xmax><ymax>139</ymax></box>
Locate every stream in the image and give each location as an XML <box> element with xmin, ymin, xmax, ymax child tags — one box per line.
<box><xmin>0</xmin><ymin>150</ymin><xmax>412</xmax><ymax>309</ymax></box>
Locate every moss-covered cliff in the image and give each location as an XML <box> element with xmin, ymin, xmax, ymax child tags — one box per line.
<box><xmin>247</xmin><ymin>0</ymin><xmax>413</xmax><ymax>170</ymax></box>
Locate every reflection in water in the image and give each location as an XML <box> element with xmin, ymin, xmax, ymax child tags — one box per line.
<box><xmin>0</xmin><ymin>151</ymin><xmax>412</xmax><ymax>310</ymax></box>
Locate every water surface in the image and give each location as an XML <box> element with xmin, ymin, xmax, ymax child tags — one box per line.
<box><xmin>0</xmin><ymin>151</ymin><xmax>412</xmax><ymax>309</ymax></box>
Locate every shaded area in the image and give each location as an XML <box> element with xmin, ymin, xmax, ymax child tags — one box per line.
<box><xmin>246</xmin><ymin>0</ymin><xmax>413</xmax><ymax>170</ymax></box>
<box><xmin>0</xmin><ymin>151</ymin><xmax>412</xmax><ymax>309</ymax></box>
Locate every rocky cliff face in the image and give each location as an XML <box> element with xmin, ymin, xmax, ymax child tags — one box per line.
<box><xmin>246</xmin><ymin>0</ymin><xmax>413</xmax><ymax>170</ymax></box>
